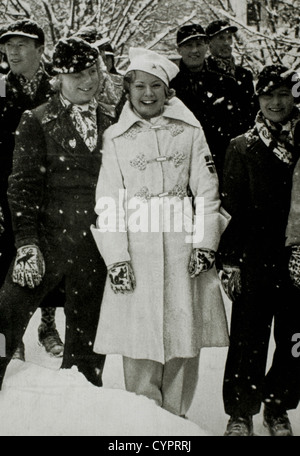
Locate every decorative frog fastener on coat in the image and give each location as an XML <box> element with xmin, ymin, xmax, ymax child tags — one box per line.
<box><xmin>130</xmin><ymin>151</ymin><xmax>186</xmax><ymax>171</ymax></box>
<box><xmin>134</xmin><ymin>184</ymin><xmax>188</xmax><ymax>202</ymax></box>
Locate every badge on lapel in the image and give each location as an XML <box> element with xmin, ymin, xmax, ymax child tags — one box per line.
<box><xmin>69</xmin><ymin>139</ymin><xmax>77</xmax><ymax>149</ymax></box>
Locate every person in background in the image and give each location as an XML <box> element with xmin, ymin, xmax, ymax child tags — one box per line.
<box><xmin>205</xmin><ymin>19</ymin><xmax>256</xmax><ymax>179</ymax></box>
<box><xmin>102</xmin><ymin>42</ymin><xmax>119</xmax><ymax>75</ymax></box>
<box><xmin>102</xmin><ymin>42</ymin><xmax>125</xmax><ymax>119</ymax></box>
<box><xmin>91</xmin><ymin>47</ymin><xmax>230</xmax><ymax>418</ymax></box>
<box><xmin>170</xmin><ymin>24</ymin><xmax>210</xmax><ymax>128</ymax></box>
<box><xmin>0</xmin><ymin>19</ymin><xmax>64</xmax><ymax>360</ymax></box>
<box><xmin>171</xmin><ymin>22</ymin><xmax>256</xmax><ymax>183</ymax></box>
<box><xmin>220</xmin><ymin>65</ymin><xmax>300</xmax><ymax>436</ymax></box>
<box><xmin>0</xmin><ymin>26</ymin><xmax>9</xmax><ymax>75</ymax></box>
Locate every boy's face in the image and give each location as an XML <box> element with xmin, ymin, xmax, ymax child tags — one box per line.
<box><xmin>129</xmin><ymin>70</ymin><xmax>167</xmax><ymax>119</ymax></box>
<box><xmin>178</xmin><ymin>38</ymin><xmax>208</xmax><ymax>72</ymax></box>
<box><xmin>209</xmin><ymin>31</ymin><xmax>233</xmax><ymax>59</ymax></box>
<box><xmin>4</xmin><ymin>36</ymin><xmax>43</xmax><ymax>79</ymax></box>
<box><xmin>60</xmin><ymin>64</ymin><xmax>99</xmax><ymax>105</ymax></box>
<box><xmin>259</xmin><ymin>85</ymin><xmax>295</xmax><ymax>124</ymax></box>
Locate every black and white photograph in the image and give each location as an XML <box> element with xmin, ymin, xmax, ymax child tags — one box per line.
<box><xmin>0</xmin><ymin>0</ymin><xmax>300</xmax><ymax>441</ymax></box>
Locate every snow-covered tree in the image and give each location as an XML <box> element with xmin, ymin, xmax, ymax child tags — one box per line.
<box><xmin>1</xmin><ymin>0</ymin><xmax>300</xmax><ymax>75</ymax></box>
<box><xmin>0</xmin><ymin>0</ymin><xmax>160</xmax><ymax>51</ymax></box>
<box><xmin>210</xmin><ymin>0</ymin><xmax>300</xmax><ymax>74</ymax></box>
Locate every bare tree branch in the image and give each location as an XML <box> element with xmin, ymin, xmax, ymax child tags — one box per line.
<box><xmin>13</xmin><ymin>0</ymin><xmax>30</xmax><ymax>16</ymax></box>
<box><xmin>70</xmin><ymin>0</ymin><xmax>77</xmax><ymax>31</ymax></box>
<box><xmin>112</xmin><ymin>0</ymin><xmax>158</xmax><ymax>47</ymax></box>
<box><xmin>117</xmin><ymin>11</ymin><xmax>198</xmax><ymax>71</ymax></box>
<box><xmin>107</xmin><ymin>0</ymin><xmax>118</xmax><ymax>32</ymax></box>
<box><xmin>201</xmin><ymin>0</ymin><xmax>220</xmax><ymax>18</ymax></box>
<box><xmin>217</xmin><ymin>7</ymin><xmax>300</xmax><ymax>47</ymax></box>
<box><xmin>40</xmin><ymin>0</ymin><xmax>57</xmax><ymax>43</ymax></box>
<box><xmin>146</xmin><ymin>11</ymin><xmax>197</xmax><ymax>50</ymax></box>
<box><xmin>216</xmin><ymin>0</ymin><xmax>230</xmax><ymax>11</ymax></box>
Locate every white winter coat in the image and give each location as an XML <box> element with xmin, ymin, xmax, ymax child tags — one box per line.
<box><xmin>91</xmin><ymin>98</ymin><xmax>230</xmax><ymax>363</ymax></box>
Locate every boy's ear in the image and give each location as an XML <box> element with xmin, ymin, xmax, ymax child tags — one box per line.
<box><xmin>38</xmin><ymin>45</ymin><xmax>45</xmax><ymax>57</ymax></box>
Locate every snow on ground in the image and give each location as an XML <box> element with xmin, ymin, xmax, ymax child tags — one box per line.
<box><xmin>0</xmin><ymin>297</ymin><xmax>300</xmax><ymax>436</ymax></box>
<box><xmin>0</xmin><ymin>309</ymin><xmax>205</xmax><ymax>437</ymax></box>
<box><xmin>0</xmin><ymin>362</ymin><xmax>205</xmax><ymax>436</ymax></box>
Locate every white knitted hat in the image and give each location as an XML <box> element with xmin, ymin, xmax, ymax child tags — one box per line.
<box><xmin>126</xmin><ymin>47</ymin><xmax>179</xmax><ymax>86</ymax></box>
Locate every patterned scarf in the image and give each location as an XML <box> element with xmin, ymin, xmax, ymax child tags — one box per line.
<box><xmin>17</xmin><ymin>63</ymin><xmax>45</xmax><ymax>99</ymax></box>
<box><xmin>60</xmin><ymin>94</ymin><xmax>98</xmax><ymax>152</ymax></box>
<box><xmin>208</xmin><ymin>55</ymin><xmax>236</xmax><ymax>78</ymax></box>
<box><xmin>255</xmin><ymin>109</ymin><xmax>300</xmax><ymax>165</ymax></box>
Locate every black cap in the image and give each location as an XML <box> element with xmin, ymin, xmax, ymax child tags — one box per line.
<box><xmin>0</xmin><ymin>19</ymin><xmax>45</xmax><ymax>45</ymax></box>
<box><xmin>177</xmin><ymin>24</ymin><xmax>207</xmax><ymax>46</ymax></box>
<box><xmin>256</xmin><ymin>64</ymin><xmax>299</xmax><ymax>96</ymax></box>
<box><xmin>74</xmin><ymin>26</ymin><xmax>110</xmax><ymax>49</ymax></box>
<box><xmin>206</xmin><ymin>20</ymin><xmax>238</xmax><ymax>38</ymax></box>
<box><xmin>0</xmin><ymin>24</ymin><xmax>7</xmax><ymax>38</ymax></box>
<box><xmin>52</xmin><ymin>37</ymin><xmax>99</xmax><ymax>74</ymax></box>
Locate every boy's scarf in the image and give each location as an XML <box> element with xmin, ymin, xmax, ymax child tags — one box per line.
<box><xmin>17</xmin><ymin>63</ymin><xmax>45</xmax><ymax>99</ymax></box>
<box><xmin>208</xmin><ymin>55</ymin><xmax>236</xmax><ymax>78</ymax></box>
<box><xmin>255</xmin><ymin>109</ymin><xmax>300</xmax><ymax>165</ymax></box>
<box><xmin>60</xmin><ymin>94</ymin><xmax>98</xmax><ymax>152</ymax></box>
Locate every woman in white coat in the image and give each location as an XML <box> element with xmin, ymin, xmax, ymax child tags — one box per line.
<box><xmin>91</xmin><ymin>48</ymin><xmax>230</xmax><ymax>417</ymax></box>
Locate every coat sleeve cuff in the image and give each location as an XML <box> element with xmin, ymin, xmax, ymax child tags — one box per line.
<box><xmin>15</xmin><ymin>236</ymin><xmax>40</xmax><ymax>250</ymax></box>
<box><xmin>90</xmin><ymin>225</ymin><xmax>131</xmax><ymax>267</ymax></box>
<box><xmin>193</xmin><ymin>207</ymin><xmax>231</xmax><ymax>251</ymax></box>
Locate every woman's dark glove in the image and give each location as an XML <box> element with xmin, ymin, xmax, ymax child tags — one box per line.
<box><xmin>108</xmin><ymin>261</ymin><xmax>136</xmax><ymax>294</ymax></box>
<box><xmin>12</xmin><ymin>245</ymin><xmax>45</xmax><ymax>289</ymax></box>
<box><xmin>189</xmin><ymin>248</ymin><xmax>216</xmax><ymax>278</ymax></box>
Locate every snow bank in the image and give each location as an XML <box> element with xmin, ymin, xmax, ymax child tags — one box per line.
<box><xmin>0</xmin><ymin>361</ymin><xmax>208</xmax><ymax>436</ymax></box>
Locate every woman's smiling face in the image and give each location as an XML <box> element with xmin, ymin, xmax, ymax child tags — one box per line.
<box><xmin>129</xmin><ymin>70</ymin><xmax>167</xmax><ymax>119</ymax></box>
<box><xmin>259</xmin><ymin>85</ymin><xmax>295</xmax><ymax>123</ymax></box>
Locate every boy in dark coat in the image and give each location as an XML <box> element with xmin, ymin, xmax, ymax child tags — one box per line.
<box><xmin>286</xmin><ymin>127</ymin><xmax>300</xmax><ymax>288</ymax></box>
<box><xmin>0</xmin><ymin>37</ymin><xmax>110</xmax><ymax>389</ymax></box>
<box><xmin>0</xmin><ymin>20</ymin><xmax>64</xmax><ymax>359</ymax></box>
<box><xmin>220</xmin><ymin>65</ymin><xmax>300</xmax><ymax>436</ymax></box>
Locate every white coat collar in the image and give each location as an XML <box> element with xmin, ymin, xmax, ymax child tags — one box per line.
<box><xmin>109</xmin><ymin>97</ymin><xmax>200</xmax><ymax>138</ymax></box>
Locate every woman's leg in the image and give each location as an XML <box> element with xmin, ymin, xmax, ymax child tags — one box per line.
<box><xmin>162</xmin><ymin>356</ymin><xmax>200</xmax><ymax>416</ymax></box>
<box><xmin>123</xmin><ymin>357</ymin><xmax>163</xmax><ymax>407</ymax></box>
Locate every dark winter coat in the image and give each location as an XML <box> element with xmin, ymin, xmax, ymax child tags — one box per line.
<box><xmin>171</xmin><ymin>58</ymin><xmax>256</xmax><ymax>179</ymax></box>
<box><xmin>0</xmin><ymin>70</ymin><xmax>53</xmax><ymax>203</ymax></box>
<box><xmin>0</xmin><ymin>70</ymin><xmax>53</xmax><ymax>283</ymax></box>
<box><xmin>221</xmin><ymin>128</ymin><xmax>300</xmax><ymax>418</ymax></box>
<box><xmin>7</xmin><ymin>94</ymin><xmax>112</xmax><ymax>251</ymax></box>
<box><xmin>220</xmin><ymin>129</ymin><xmax>299</xmax><ymax>293</ymax></box>
<box><xmin>0</xmin><ymin>95</ymin><xmax>112</xmax><ymax>375</ymax></box>
<box><xmin>286</xmin><ymin>157</ymin><xmax>300</xmax><ymax>246</ymax></box>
